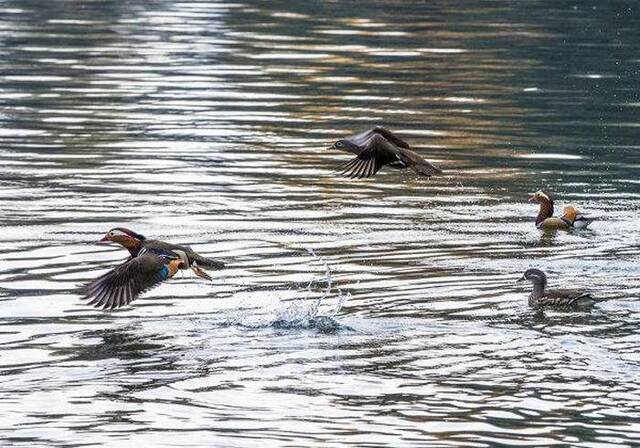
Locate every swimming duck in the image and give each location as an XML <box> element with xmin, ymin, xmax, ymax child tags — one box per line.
<box><xmin>518</xmin><ymin>268</ymin><xmax>600</xmax><ymax>309</ymax></box>
<box><xmin>83</xmin><ymin>228</ymin><xmax>225</xmax><ymax>310</ymax></box>
<box><xmin>329</xmin><ymin>126</ymin><xmax>442</xmax><ymax>179</ymax></box>
<box><xmin>528</xmin><ymin>189</ymin><xmax>592</xmax><ymax>230</ymax></box>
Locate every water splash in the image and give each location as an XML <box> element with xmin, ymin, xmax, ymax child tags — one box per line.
<box><xmin>227</xmin><ymin>249</ymin><xmax>351</xmax><ymax>332</ymax></box>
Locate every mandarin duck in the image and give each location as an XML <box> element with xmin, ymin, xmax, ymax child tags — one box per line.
<box><xmin>329</xmin><ymin>126</ymin><xmax>442</xmax><ymax>179</ymax></box>
<box><xmin>518</xmin><ymin>268</ymin><xmax>601</xmax><ymax>309</ymax></box>
<box><xmin>528</xmin><ymin>189</ymin><xmax>593</xmax><ymax>230</ymax></box>
<box><xmin>83</xmin><ymin>228</ymin><xmax>225</xmax><ymax>310</ymax></box>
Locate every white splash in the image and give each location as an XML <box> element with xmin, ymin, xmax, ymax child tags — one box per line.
<box><xmin>226</xmin><ymin>249</ymin><xmax>350</xmax><ymax>331</ymax></box>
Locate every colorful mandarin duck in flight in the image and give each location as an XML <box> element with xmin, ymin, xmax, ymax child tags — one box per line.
<box><xmin>83</xmin><ymin>228</ymin><xmax>225</xmax><ymax>310</ymax></box>
<box><xmin>329</xmin><ymin>126</ymin><xmax>442</xmax><ymax>179</ymax></box>
<box><xmin>528</xmin><ymin>189</ymin><xmax>593</xmax><ymax>230</ymax></box>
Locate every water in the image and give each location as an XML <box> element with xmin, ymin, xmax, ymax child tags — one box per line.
<box><xmin>1</xmin><ymin>0</ymin><xmax>640</xmax><ymax>446</ymax></box>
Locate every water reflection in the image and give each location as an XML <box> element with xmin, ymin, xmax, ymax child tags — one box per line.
<box><xmin>61</xmin><ymin>327</ymin><xmax>168</xmax><ymax>362</ymax></box>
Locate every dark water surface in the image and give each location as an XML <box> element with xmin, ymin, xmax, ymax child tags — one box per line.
<box><xmin>1</xmin><ymin>1</ymin><xmax>639</xmax><ymax>446</ymax></box>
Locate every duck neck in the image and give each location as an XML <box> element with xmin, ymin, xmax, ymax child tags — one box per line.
<box><xmin>535</xmin><ymin>199</ymin><xmax>554</xmax><ymax>226</ymax></box>
<box><xmin>121</xmin><ymin>238</ymin><xmax>143</xmax><ymax>257</ymax></box>
<box><xmin>529</xmin><ymin>278</ymin><xmax>547</xmax><ymax>300</ymax></box>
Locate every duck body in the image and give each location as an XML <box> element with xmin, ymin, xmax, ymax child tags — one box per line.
<box><xmin>528</xmin><ymin>189</ymin><xmax>592</xmax><ymax>230</ymax></box>
<box><xmin>562</xmin><ymin>205</ymin><xmax>593</xmax><ymax>229</ymax></box>
<box><xmin>528</xmin><ymin>290</ymin><xmax>597</xmax><ymax>309</ymax></box>
<box><xmin>83</xmin><ymin>228</ymin><xmax>225</xmax><ymax>310</ymax></box>
<box><xmin>134</xmin><ymin>239</ymin><xmax>225</xmax><ymax>271</ymax></box>
<box><xmin>536</xmin><ymin>217</ymin><xmax>572</xmax><ymax>231</ymax></box>
<box><xmin>519</xmin><ymin>268</ymin><xmax>600</xmax><ymax>309</ymax></box>
<box><xmin>330</xmin><ymin>126</ymin><xmax>442</xmax><ymax>179</ymax></box>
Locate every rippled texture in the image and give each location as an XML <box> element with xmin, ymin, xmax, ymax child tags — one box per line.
<box><xmin>1</xmin><ymin>1</ymin><xmax>640</xmax><ymax>446</ymax></box>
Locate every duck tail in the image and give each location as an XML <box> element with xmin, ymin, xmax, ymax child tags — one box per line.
<box><xmin>192</xmin><ymin>255</ymin><xmax>225</xmax><ymax>270</ymax></box>
<box><xmin>574</xmin><ymin>215</ymin><xmax>593</xmax><ymax>228</ymax></box>
<box><xmin>412</xmin><ymin>159</ymin><xmax>442</xmax><ymax>177</ymax></box>
<box><xmin>574</xmin><ymin>293</ymin><xmax>608</xmax><ymax>307</ymax></box>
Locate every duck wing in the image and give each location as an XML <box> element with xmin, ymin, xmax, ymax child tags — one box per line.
<box><xmin>371</xmin><ymin>126</ymin><xmax>411</xmax><ymax>149</ymax></box>
<box><xmin>142</xmin><ymin>240</ymin><xmax>188</xmax><ymax>257</ymax></box>
<box><xmin>83</xmin><ymin>252</ymin><xmax>176</xmax><ymax>310</ymax></box>
<box><xmin>346</xmin><ymin>126</ymin><xmax>411</xmax><ymax>150</ymax></box>
<box><xmin>538</xmin><ymin>289</ymin><xmax>596</xmax><ymax>308</ymax></box>
<box><xmin>346</xmin><ymin>128</ymin><xmax>379</xmax><ymax>148</ymax></box>
<box><xmin>144</xmin><ymin>240</ymin><xmax>225</xmax><ymax>270</ymax></box>
<box><xmin>339</xmin><ymin>133</ymin><xmax>402</xmax><ymax>178</ymax></box>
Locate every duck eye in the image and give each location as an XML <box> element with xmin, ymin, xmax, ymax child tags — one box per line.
<box><xmin>336</xmin><ymin>142</ymin><xmax>342</xmax><ymax>147</ymax></box>
<box><xmin>108</xmin><ymin>231</ymin><xmax>114</xmax><ymax>236</ymax></box>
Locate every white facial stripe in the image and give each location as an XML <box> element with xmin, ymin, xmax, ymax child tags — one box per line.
<box><xmin>535</xmin><ymin>190</ymin><xmax>550</xmax><ymax>201</ymax></box>
<box><xmin>111</xmin><ymin>230</ymin><xmax>128</xmax><ymax>237</ymax></box>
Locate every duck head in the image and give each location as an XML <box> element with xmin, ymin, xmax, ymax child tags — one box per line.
<box><xmin>528</xmin><ymin>189</ymin><xmax>555</xmax><ymax>226</ymax></box>
<box><xmin>528</xmin><ymin>189</ymin><xmax>554</xmax><ymax>205</ymax></box>
<box><xmin>518</xmin><ymin>268</ymin><xmax>548</xmax><ymax>287</ymax></box>
<box><xmin>99</xmin><ymin>228</ymin><xmax>146</xmax><ymax>253</ymax></box>
<box><xmin>329</xmin><ymin>139</ymin><xmax>360</xmax><ymax>152</ymax></box>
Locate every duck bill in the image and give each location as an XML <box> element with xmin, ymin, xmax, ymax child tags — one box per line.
<box><xmin>97</xmin><ymin>235</ymin><xmax>111</xmax><ymax>244</ymax></box>
<box><xmin>327</xmin><ymin>144</ymin><xmax>336</xmax><ymax>150</ymax></box>
<box><xmin>516</xmin><ymin>275</ymin><xmax>526</xmax><ymax>283</ymax></box>
<box><xmin>527</xmin><ymin>194</ymin><xmax>536</xmax><ymax>202</ymax></box>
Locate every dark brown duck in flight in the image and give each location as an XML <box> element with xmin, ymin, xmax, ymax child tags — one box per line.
<box><xmin>83</xmin><ymin>228</ymin><xmax>225</xmax><ymax>310</ymax></box>
<box><xmin>329</xmin><ymin>126</ymin><xmax>442</xmax><ymax>179</ymax></box>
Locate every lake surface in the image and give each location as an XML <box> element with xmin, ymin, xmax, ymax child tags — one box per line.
<box><xmin>1</xmin><ymin>1</ymin><xmax>639</xmax><ymax>446</ymax></box>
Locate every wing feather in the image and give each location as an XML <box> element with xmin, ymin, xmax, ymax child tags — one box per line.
<box><xmin>372</xmin><ymin>126</ymin><xmax>411</xmax><ymax>149</ymax></box>
<box><xmin>348</xmin><ymin>129</ymin><xmax>378</xmax><ymax>148</ymax></box>
<box><xmin>337</xmin><ymin>134</ymin><xmax>398</xmax><ymax>179</ymax></box>
<box><xmin>338</xmin><ymin>157</ymin><xmax>359</xmax><ymax>174</ymax></box>
<box><xmin>354</xmin><ymin>158</ymin><xmax>368</xmax><ymax>179</ymax></box>
<box><xmin>539</xmin><ymin>290</ymin><xmax>595</xmax><ymax>308</ymax></box>
<box><xmin>351</xmin><ymin>159</ymin><xmax>368</xmax><ymax>178</ymax></box>
<box><xmin>340</xmin><ymin>157</ymin><xmax>363</xmax><ymax>178</ymax></box>
<box><xmin>364</xmin><ymin>157</ymin><xmax>374</xmax><ymax>178</ymax></box>
<box><xmin>82</xmin><ymin>253</ymin><xmax>171</xmax><ymax>310</ymax></box>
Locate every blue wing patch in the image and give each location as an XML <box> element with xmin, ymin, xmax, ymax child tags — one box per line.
<box><xmin>158</xmin><ymin>265</ymin><xmax>170</xmax><ymax>280</ymax></box>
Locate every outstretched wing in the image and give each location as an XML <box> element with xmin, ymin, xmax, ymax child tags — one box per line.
<box><xmin>339</xmin><ymin>133</ymin><xmax>402</xmax><ymax>178</ymax></box>
<box><xmin>346</xmin><ymin>126</ymin><xmax>411</xmax><ymax>150</ymax></box>
<box><xmin>83</xmin><ymin>253</ymin><xmax>173</xmax><ymax>310</ymax></box>
<box><xmin>371</xmin><ymin>126</ymin><xmax>411</xmax><ymax>149</ymax></box>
